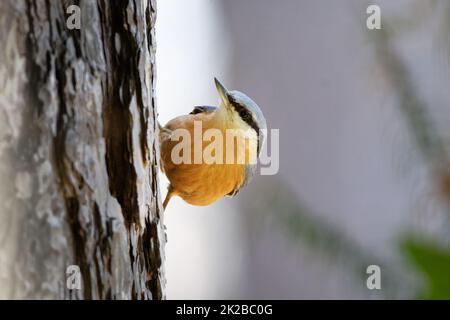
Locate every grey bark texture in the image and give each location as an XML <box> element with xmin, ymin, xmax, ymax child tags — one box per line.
<box><xmin>0</xmin><ymin>0</ymin><xmax>165</xmax><ymax>299</ymax></box>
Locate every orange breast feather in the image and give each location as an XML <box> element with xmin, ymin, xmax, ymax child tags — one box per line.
<box><xmin>160</xmin><ymin>113</ymin><xmax>247</xmax><ymax>206</ymax></box>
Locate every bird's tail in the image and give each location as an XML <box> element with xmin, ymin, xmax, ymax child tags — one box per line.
<box><xmin>158</xmin><ymin>121</ymin><xmax>172</xmax><ymax>144</ymax></box>
<box><xmin>158</xmin><ymin>121</ymin><xmax>172</xmax><ymax>174</ymax></box>
<box><xmin>163</xmin><ymin>184</ymin><xmax>174</xmax><ymax>210</ymax></box>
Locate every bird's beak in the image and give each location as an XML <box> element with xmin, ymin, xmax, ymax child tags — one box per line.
<box><xmin>214</xmin><ymin>77</ymin><xmax>230</xmax><ymax>107</ymax></box>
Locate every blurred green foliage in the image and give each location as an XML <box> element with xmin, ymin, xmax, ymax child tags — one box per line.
<box><xmin>247</xmin><ymin>179</ymin><xmax>413</xmax><ymax>298</ymax></box>
<box><xmin>372</xmin><ymin>5</ymin><xmax>450</xmax><ymax>300</ymax></box>
<box><xmin>403</xmin><ymin>238</ymin><xmax>450</xmax><ymax>299</ymax></box>
<box><xmin>247</xmin><ymin>3</ymin><xmax>450</xmax><ymax>299</ymax></box>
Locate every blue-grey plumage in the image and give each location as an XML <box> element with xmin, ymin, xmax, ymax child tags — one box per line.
<box><xmin>160</xmin><ymin>78</ymin><xmax>267</xmax><ymax>209</ymax></box>
<box><xmin>214</xmin><ymin>78</ymin><xmax>267</xmax><ymax>154</ymax></box>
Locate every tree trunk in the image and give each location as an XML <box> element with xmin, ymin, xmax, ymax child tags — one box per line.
<box><xmin>0</xmin><ymin>0</ymin><xmax>165</xmax><ymax>299</ymax></box>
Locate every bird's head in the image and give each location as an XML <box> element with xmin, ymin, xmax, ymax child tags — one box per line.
<box><xmin>214</xmin><ymin>78</ymin><xmax>267</xmax><ymax>154</ymax></box>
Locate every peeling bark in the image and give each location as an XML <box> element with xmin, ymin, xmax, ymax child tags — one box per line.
<box><xmin>0</xmin><ymin>0</ymin><xmax>165</xmax><ymax>299</ymax></box>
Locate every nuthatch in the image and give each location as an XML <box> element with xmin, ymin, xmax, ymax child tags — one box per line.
<box><xmin>159</xmin><ymin>78</ymin><xmax>267</xmax><ymax>209</ymax></box>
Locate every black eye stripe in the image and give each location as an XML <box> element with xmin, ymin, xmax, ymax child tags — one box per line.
<box><xmin>240</xmin><ymin>110</ymin><xmax>250</xmax><ymax>119</ymax></box>
<box><xmin>228</xmin><ymin>96</ymin><xmax>261</xmax><ymax>154</ymax></box>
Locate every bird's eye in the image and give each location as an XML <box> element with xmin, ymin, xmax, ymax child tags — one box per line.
<box><xmin>240</xmin><ymin>111</ymin><xmax>251</xmax><ymax>121</ymax></box>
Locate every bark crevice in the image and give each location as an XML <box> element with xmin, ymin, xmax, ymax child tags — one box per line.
<box><xmin>0</xmin><ymin>0</ymin><xmax>166</xmax><ymax>299</ymax></box>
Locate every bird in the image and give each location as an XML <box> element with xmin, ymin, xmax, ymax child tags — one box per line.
<box><xmin>159</xmin><ymin>78</ymin><xmax>267</xmax><ymax>209</ymax></box>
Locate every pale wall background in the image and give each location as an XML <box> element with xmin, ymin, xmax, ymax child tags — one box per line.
<box><xmin>156</xmin><ymin>0</ymin><xmax>450</xmax><ymax>299</ymax></box>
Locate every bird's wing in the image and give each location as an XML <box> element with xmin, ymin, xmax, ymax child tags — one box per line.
<box><xmin>160</xmin><ymin>105</ymin><xmax>217</xmax><ymax>151</ymax></box>
<box><xmin>189</xmin><ymin>105</ymin><xmax>217</xmax><ymax>115</ymax></box>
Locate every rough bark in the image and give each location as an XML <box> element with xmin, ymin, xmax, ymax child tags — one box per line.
<box><xmin>0</xmin><ymin>0</ymin><xmax>165</xmax><ymax>299</ymax></box>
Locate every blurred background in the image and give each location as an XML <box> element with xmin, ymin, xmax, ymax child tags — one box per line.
<box><xmin>156</xmin><ymin>0</ymin><xmax>450</xmax><ymax>299</ymax></box>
